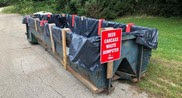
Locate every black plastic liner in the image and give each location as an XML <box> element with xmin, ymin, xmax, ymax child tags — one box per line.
<box><xmin>23</xmin><ymin>14</ymin><xmax>158</xmax><ymax>71</ymax></box>
<box><xmin>131</xmin><ymin>26</ymin><xmax>158</xmax><ymax>49</ymax></box>
<box><xmin>69</xmin><ymin>33</ymin><xmax>101</xmax><ymax>71</ymax></box>
<box><xmin>66</xmin><ymin>15</ymin><xmax>100</xmax><ymax>37</ymax></box>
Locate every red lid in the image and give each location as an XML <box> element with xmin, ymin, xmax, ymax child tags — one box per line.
<box><xmin>127</xmin><ymin>23</ymin><xmax>134</xmax><ymax>26</ymax></box>
<box><xmin>40</xmin><ymin>20</ymin><xmax>48</xmax><ymax>26</ymax></box>
<box><xmin>47</xmin><ymin>14</ymin><xmax>51</xmax><ymax>18</ymax></box>
<box><xmin>126</xmin><ymin>23</ymin><xmax>134</xmax><ymax>33</ymax></box>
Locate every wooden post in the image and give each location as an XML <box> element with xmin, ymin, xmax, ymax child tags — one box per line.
<box><xmin>103</xmin><ymin>27</ymin><xmax>114</xmax><ymax>79</ymax></box>
<box><xmin>100</xmin><ymin>27</ymin><xmax>115</xmax><ymax>94</ymax></box>
<box><xmin>61</xmin><ymin>28</ymin><xmax>70</xmax><ymax>70</ymax></box>
<box><xmin>107</xmin><ymin>61</ymin><xmax>113</xmax><ymax>79</ymax></box>
<box><xmin>107</xmin><ymin>61</ymin><xmax>113</xmax><ymax>94</ymax></box>
<box><xmin>49</xmin><ymin>24</ymin><xmax>56</xmax><ymax>53</ymax></box>
<box><xmin>34</xmin><ymin>18</ymin><xmax>38</xmax><ymax>31</ymax></box>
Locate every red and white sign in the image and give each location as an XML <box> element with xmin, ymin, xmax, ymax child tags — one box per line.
<box><xmin>100</xmin><ymin>28</ymin><xmax>122</xmax><ymax>63</ymax></box>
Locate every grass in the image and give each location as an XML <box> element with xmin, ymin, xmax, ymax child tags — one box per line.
<box><xmin>114</xmin><ymin>16</ymin><xmax>182</xmax><ymax>98</ymax></box>
<box><xmin>1</xmin><ymin>6</ymin><xmax>16</xmax><ymax>13</ymax></box>
<box><xmin>1</xmin><ymin>1</ymin><xmax>59</xmax><ymax>15</ymax></box>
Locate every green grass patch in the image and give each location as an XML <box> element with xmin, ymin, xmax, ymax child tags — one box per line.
<box><xmin>1</xmin><ymin>6</ymin><xmax>16</xmax><ymax>13</ymax></box>
<box><xmin>114</xmin><ymin>16</ymin><xmax>182</xmax><ymax>98</ymax></box>
<box><xmin>2</xmin><ymin>1</ymin><xmax>59</xmax><ymax>15</ymax></box>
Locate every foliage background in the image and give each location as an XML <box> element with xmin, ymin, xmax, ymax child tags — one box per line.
<box><xmin>0</xmin><ymin>0</ymin><xmax>182</xmax><ymax>19</ymax></box>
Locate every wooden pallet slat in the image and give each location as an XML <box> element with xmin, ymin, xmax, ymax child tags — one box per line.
<box><xmin>61</xmin><ymin>28</ymin><xmax>70</xmax><ymax>70</ymax></box>
<box><xmin>49</xmin><ymin>24</ymin><xmax>56</xmax><ymax>53</ymax></box>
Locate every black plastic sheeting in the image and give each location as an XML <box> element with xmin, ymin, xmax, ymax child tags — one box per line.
<box><xmin>130</xmin><ymin>26</ymin><xmax>158</xmax><ymax>49</ymax></box>
<box><xmin>102</xmin><ymin>21</ymin><xmax>158</xmax><ymax>49</ymax></box>
<box><xmin>69</xmin><ymin>34</ymin><xmax>101</xmax><ymax>71</ymax></box>
<box><xmin>51</xmin><ymin>25</ymin><xmax>72</xmax><ymax>46</ymax></box>
<box><xmin>66</xmin><ymin>15</ymin><xmax>99</xmax><ymax>37</ymax></box>
<box><xmin>65</xmin><ymin>15</ymin><xmax>158</xmax><ymax>48</ymax></box>
<box><xmin>23</xmin><ymin>14</ymin><xmax>158</xmax><ymax>71</ymax></box>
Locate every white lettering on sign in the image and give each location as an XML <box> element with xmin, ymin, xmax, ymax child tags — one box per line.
<box><xmin>103</xmin><ymin>48</ymin><xmax>119</xmax><ymax>55</ymax></box>
<box><xmin>100</xmin><ymin>28</ymin><xmax>122</xmax><ymax>63</ymax></box>
<box><xmin>104</xmin><ymin>38</ymin><xmax>118</xmax><ymax>44</ymax></box>
<box><xmin>106</xmin><ymin>43</ymin><xmax>116</xmax><ymax>48</ymax></box>
<box><xmin>108</xmin><ymin>32</ymin><xmax>116</xmax><ymax>37</ymax></box>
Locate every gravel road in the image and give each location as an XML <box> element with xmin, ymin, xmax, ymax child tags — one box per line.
<box><xmin>0</xmin><ymin>10</ymin><xmax>150</xmax><ymax>98</ymax></box>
